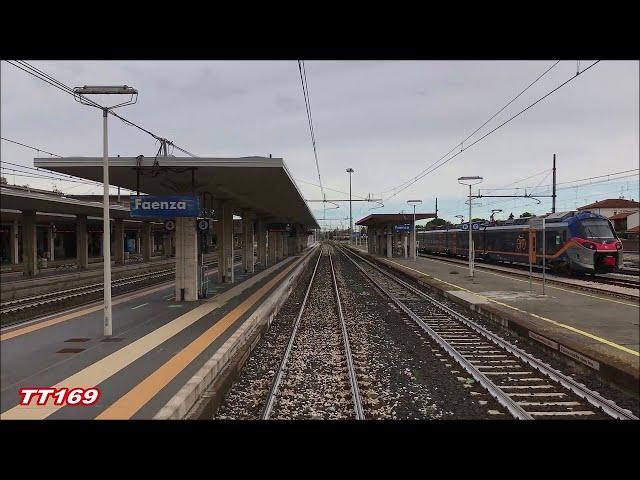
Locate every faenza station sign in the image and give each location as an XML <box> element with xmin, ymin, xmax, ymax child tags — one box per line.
<box><xmin>130</xmin><ymin>195</ymin><xmax>200</xmax><ymax>218</ymax></box>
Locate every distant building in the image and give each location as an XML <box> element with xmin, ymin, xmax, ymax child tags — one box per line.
<box><xmin>577</xmin><ymin>198</ymin><xmax>640</xmax><ymax>236</ymax></box>
<box><xmin>577</xmin><ymin>198</ymin><xmax>639</xmax><ymax>218</ymax></box>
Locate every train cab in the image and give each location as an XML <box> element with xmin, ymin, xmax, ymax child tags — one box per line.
<box><xmin>568</xmin><ymin>212</ymin><xmax>623</xmax><ymax>273</ymax></box>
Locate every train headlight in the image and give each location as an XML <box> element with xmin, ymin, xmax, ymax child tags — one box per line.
<box><xmin>584</xmin><ymin>242</ymin><xmax>596</xmax><ymax>250</ymax></box>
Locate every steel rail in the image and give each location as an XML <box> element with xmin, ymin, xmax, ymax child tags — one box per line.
<box><xmin>342</xmin><ymin>246</ymin><xmax>638</xmax><ymax>420</ymax></box>
<box><xmin>338</xmin><ymin>246</ymin><xmax>532</xmax><ymax>419</ymax></box>
<box><xmin>0</xmin><ymin>255</ymin><xmax>242</xmax><ymax>317</ymax></box>
<box><xmin>262</xmin><ymin>250</ymin><xmax>323</xmax><ymax>420</ymax></box>
<box><xmin>328</xmin><ymin>250</ymin><xmax>365</xmax><ymax>420</ymax></box>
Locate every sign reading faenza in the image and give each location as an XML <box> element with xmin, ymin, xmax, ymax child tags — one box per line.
<box><xmin>130</xmin><ymin>196</ymin><xmax>200</xmax><ymax>218</ymax></box>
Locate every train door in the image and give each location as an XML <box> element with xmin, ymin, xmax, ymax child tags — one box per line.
<box><xmin>528</xmin><ymin>228</ymin><xmax>537</xmax><ymax>265</ymax></box>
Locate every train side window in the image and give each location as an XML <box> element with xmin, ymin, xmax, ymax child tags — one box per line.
<box><xmin>555</xmin><ymin>234</ymin><xmax>561</xmax><ymax>245</ymax></box>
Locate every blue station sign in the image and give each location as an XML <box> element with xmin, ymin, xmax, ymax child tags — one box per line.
<box><xmin>130</xmin><ymin>196</ymin><xmax>200</xmax><ymax>218</ymax></box>
<box><xmin>393</xmin><ymin>224</ymin><xmax>412</xmax><ymax>232</ymax></box>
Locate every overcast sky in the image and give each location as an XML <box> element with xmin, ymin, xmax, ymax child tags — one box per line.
<box><xmin>1</xmin><ymin>60</ymin><xmax>638</xmax><ymax>228</ymax></box>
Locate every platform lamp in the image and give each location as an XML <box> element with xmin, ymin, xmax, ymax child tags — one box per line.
<box><xmin>458</xmin><ymin>176</ymin><xmax>483</xmax><ymax>278</ymax></box>
<box><xmin>346</xmin><ymin>168</ymin><xmax>354</xmax><ymax>244</ymax></box>
<box><xmin>490</xmin><ymin>209</ymin><xmax>503</xmax><ymax>223</ymax></box>
<box><xmin>407</xmin><ymin>199</ymin><xmax>422</xmax><ymax>261</ymax></box>
<box><xmin>455</xmin><ymin>215</ymin><xmax>465</xmax><ymax>224</ymax></box>
<box><xmin>73</xmin><ymin>85</ymin><xmax>138</xmax><ymax>337</ymax></box>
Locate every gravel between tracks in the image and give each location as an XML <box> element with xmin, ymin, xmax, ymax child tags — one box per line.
<box><xmin>217</xmin><ymin>245</ymin><xmax>507</xmax><ymax>420</ymax></box>
<box><xmin>375</xmin><ymin>253</ymin><xmax>640</xmax><ymax>417</ymax></box>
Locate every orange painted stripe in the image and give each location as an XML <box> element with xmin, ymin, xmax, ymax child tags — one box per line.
<box><xmin>95</xmin><ymin>254</ymin><xmax>306</xmax><ymax>419</ymax></box>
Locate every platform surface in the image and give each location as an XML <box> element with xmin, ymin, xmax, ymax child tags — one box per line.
<box><xmin>0</xmin><ymin>257</ymin><xmax>298</xmax><ymax>419</ymax></box>
<box><xmin>354</xmin><ymin>245</ymin><xmax>639</xmax><ymax>383</ymax></box>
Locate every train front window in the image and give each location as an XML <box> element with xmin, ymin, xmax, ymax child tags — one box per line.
<box><xmin>580</xmin><ymin>220</ymin><xmax>615</xmax><ymax>240</ymax></box>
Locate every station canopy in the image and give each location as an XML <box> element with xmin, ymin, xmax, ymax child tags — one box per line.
<box><xmin>356</xmin><ymin>213</ymin><xmax>436</xmax><ymax>227</ymax></box>
<box><xmin>33</xmin><ymin>156</ymin><xmax>319</xmax><ymax>229</ymax></box>
<box><xmin>0</xmin><ymin>186</ymin><xmax>131</xmax><ymax>219</ymax></box>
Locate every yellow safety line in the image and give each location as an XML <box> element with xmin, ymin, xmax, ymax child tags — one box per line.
<box><xmin>95</xmin><ymin>255</ymin><xmax>303</xmax><ymax>419</ymax></box>
<box><xmin>0</xmin><ymin>283</ymin><xmax>173</xmax><ymax>342</ymax></box>
<box><xmin>0</xmin><ymin>258</ymin><xmax>298</xmax><ymax>420</ymax></box>
<box><xmin>382</xmin><ymin>258</ymin><xmax>640</xmax><ymax>357</ymax></box>
<box><xmin>420</xmin><ymin>255</ymin><xmax>639</xmax><ymax>308</ymax></box>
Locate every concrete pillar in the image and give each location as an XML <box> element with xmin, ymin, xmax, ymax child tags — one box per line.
<box><xmin>22</xmin><ymin>211</ymin><xmax>38</xmax><ymax>276</ymax></box>
<box><xmin>241</xmin><ymin>210</ymin><xmax>255</xmax><ymax>274</ymax></box>
<box><xmin>76</xmin><ymin>215</ymin><xmax>89</xmax><ymax>270</ymax></box>
<box><xmin>403</xmin><ymin>234</ymin><xmax>408</xmax><ymax>258</ymax></box>
<box><xmin>272</xmin><ymin>231</ymin><xmax>280</xmax><ymax>261</ymax></box>
<box><xmin>48</xmin><ymin>223</ymin><xmax>55</xmax><ymax>262</ymax></box>
<box><xmin>114</xmin><ymin>218</ymin><xmax>125</xmax><ymax>265</ymax></box>
<box><xmin>163</xmin><ymin>233</ymin><xmax>172</xmax><ymax>259</ymax></box>
<box><xmin>267</xmin><ymin>230</ymin><xmax>276</xmax><ymax>266</ymax></box>
<box><xmin>257</xmin><ymin>218</ymin><xmax>267</xmax><ymax>267</ymax></box>
<box><xmin>136</xmin><ymin>229</ymin><xmax>141</xmax><ymax>254</ymax></box>
<box><xmin>141</xmin><ymin>221</ymin><xmax>152</xmax><ymax>262</ymax></box>
<box><xmin>283</xmin><ymin>233</ymin><xmax>289</xmax><ymax>258</ymax></box>
<box><xmin>386</xmin><ymin>226</ymin><xmax>392</xmax><ymax>259</ymax></box>
<box><xmin>10</xmin><ymin>221</ymin><xmax>19</xmax><ymax>264</ymax></box>
<box><xmin>216</xmin><ymin>200</ymin><xmax>234</xmax><ymax>283</ymax></box>
<box><xmin>175</xmin><ymin>217</ymin><xmax>198</xmax><ymax>301</ymax></box>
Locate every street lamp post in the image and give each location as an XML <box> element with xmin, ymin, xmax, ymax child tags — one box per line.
<box><xmin>73</xmin><ymin>85</ymin><xmax>138</xmax><ymax>337</ymax></box>
<box><xmin>407</xmin><ymin>199</ymin><xmax>422</xmax><ymax>261</ymax></box>
<box><xmin>346</xmin><ymin>168</ymin><xmax>354</xmax><ymax>244</ymax></box>
<box><xmin>490</xmin><ymin>209</ymin><xmax>503</xmax><ymax>223</ymax></box>
<box><xmin>455</xmin><ymin>215</ymin><xmax>465</xmax><ymax>224</ymax></box>
<box><xmin>458</xmin><ymin>176</ymin><xmax>483</xmax><ymax>278</ymax></box>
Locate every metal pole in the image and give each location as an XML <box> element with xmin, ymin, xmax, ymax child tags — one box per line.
<box><xmin>542</xmin><ymin>217</ymin><xmax>546</xmax><ymax>295</ymax></box>
<box><xmin>552</xmin><ymin>154</ymin><xmax>557</xmax><ymax>213</ymax></box>
<box><xmin>412</xmin><ymin>204</ymin><xmax>416</xmax><ymax>261</ymax></box>
<box><xmin>469</xmin><ymin>184</ymin><xmax>473</xmax><ymax>277</ymax></box>
<box><xmin>349</xmin><ymin>171</ymin><xmax>353</xmax><ymax>244</ymax></box>
<box><xmin>529</xmin><ymin>227</ymin><xmax>533</xmax><ymax>294</ymax></box>
<box><xmin>102</xmin><ymin>108</ymin><xmax>112</xmax><ymax>337</ymax></box>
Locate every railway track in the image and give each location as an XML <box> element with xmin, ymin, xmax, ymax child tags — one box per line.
<box><xmin>418</xmin><ymin>253</ymin><xmax>639</xmax><ymax>292</ymax></box>
<box><xmin>0</xmin><ymin>255</ymin><xmax>241</xmax><ymax>324</ymax></box>
<box><xmin>262</xmin><ymin>246</ymin><xmax>364</xmax><ymax>420</ymax></box>
<box><xmin>341</xmin><ymin>246</ymin><xmax>637</xmax><ymax>420</ymax></box>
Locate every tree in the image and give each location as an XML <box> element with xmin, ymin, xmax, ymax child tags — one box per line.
<box><xmin>423</xmin><ymin>218</ymin><xmax>450</xmax><ymax>230</ymax></box>
<box><xmin>520</xmin><ymin>212</ymin><xmax>533</xmax><ymax>218</ymax></box>
<box><xmin>471</xmin><ymin>217</ymin><xmax>486</xmax><ymax>222</ymax></box>
<box><xmin>0</xmin><ymin>176</ymin><xmax>7</xmax><ymax>185</ymax></box>
<box><xmin>508</xmin><ymin>212</ymin><xmax>514</xmax><ymax>220</ymax></box>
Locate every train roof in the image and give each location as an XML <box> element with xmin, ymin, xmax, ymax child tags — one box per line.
<box><xmin>419</xmin><ymin>211</ymin><xmax>612</xmax><ymax>233</ymax></box>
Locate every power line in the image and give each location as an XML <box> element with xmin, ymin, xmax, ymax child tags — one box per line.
<box><xmin>383</xmin><ymin>60</ymin><xmax>600</xmax><ymax>201</ymax></box>
<box><xmin>4</xmin><ymin>60</ymin><xmax>198</xmax><ymax>158</ymax></box>
<box><xmin>297</xmin><ymin>60</ymin><xmax>325</xmax><ymax>201</ymax></box>
<box><xmin>1</xmin><ymin>137</ymin><xmax>62</xmax><ymax>157</ymax></box>
<box><xmin>379</xmin><ymin>61</ymin><xmax>561</xmax><ymax>196</ymax></box>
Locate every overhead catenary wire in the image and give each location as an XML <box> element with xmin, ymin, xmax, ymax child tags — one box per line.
<box><xmin>0</xmin><ymin>137</ymin><xmax>62</xmax><ymax>157</ymax></box>
<box><xmin>297</xmin><ymin>60</ymin><xmax>325</xmax><ymax>202</ymax></box>
<box><xmin>378</xmin><ymin>61</ymin><xmax>562</xmax><ymax>196</ymax></box>
<box><xmin>4</xmin><ymin>60</ymin><xmax>198</xmax><ymax>158</ymax></box>
<box><xmin>383</xmin><ymin>60</ymin><xmax>600</xmax><ymax>201</ymax></box>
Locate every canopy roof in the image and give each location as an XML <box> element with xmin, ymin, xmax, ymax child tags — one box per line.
<box><xmin>356</xmin><ymin>213</ymin><xmax>436</xmax><ymax>227</ymax></box>
<box><xmin>0</xmin><ymin>186</ymin><xmax>131</xmax><ymax>219</ymax></box>
<box><xmin>34</xmin><ymin>156</ymin><xmax>319</xmax><ymax>229</ymax></box>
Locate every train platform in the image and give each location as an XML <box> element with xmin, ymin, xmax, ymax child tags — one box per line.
<box><xmin>0</xmin><ymin>249</ymin><xmax>313</xmax><ymax>420</ymax></box>
<box><xmin>351</xmin><ymin>245</ymin><xmax>639</xmax><ymax>390</ymax></box>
